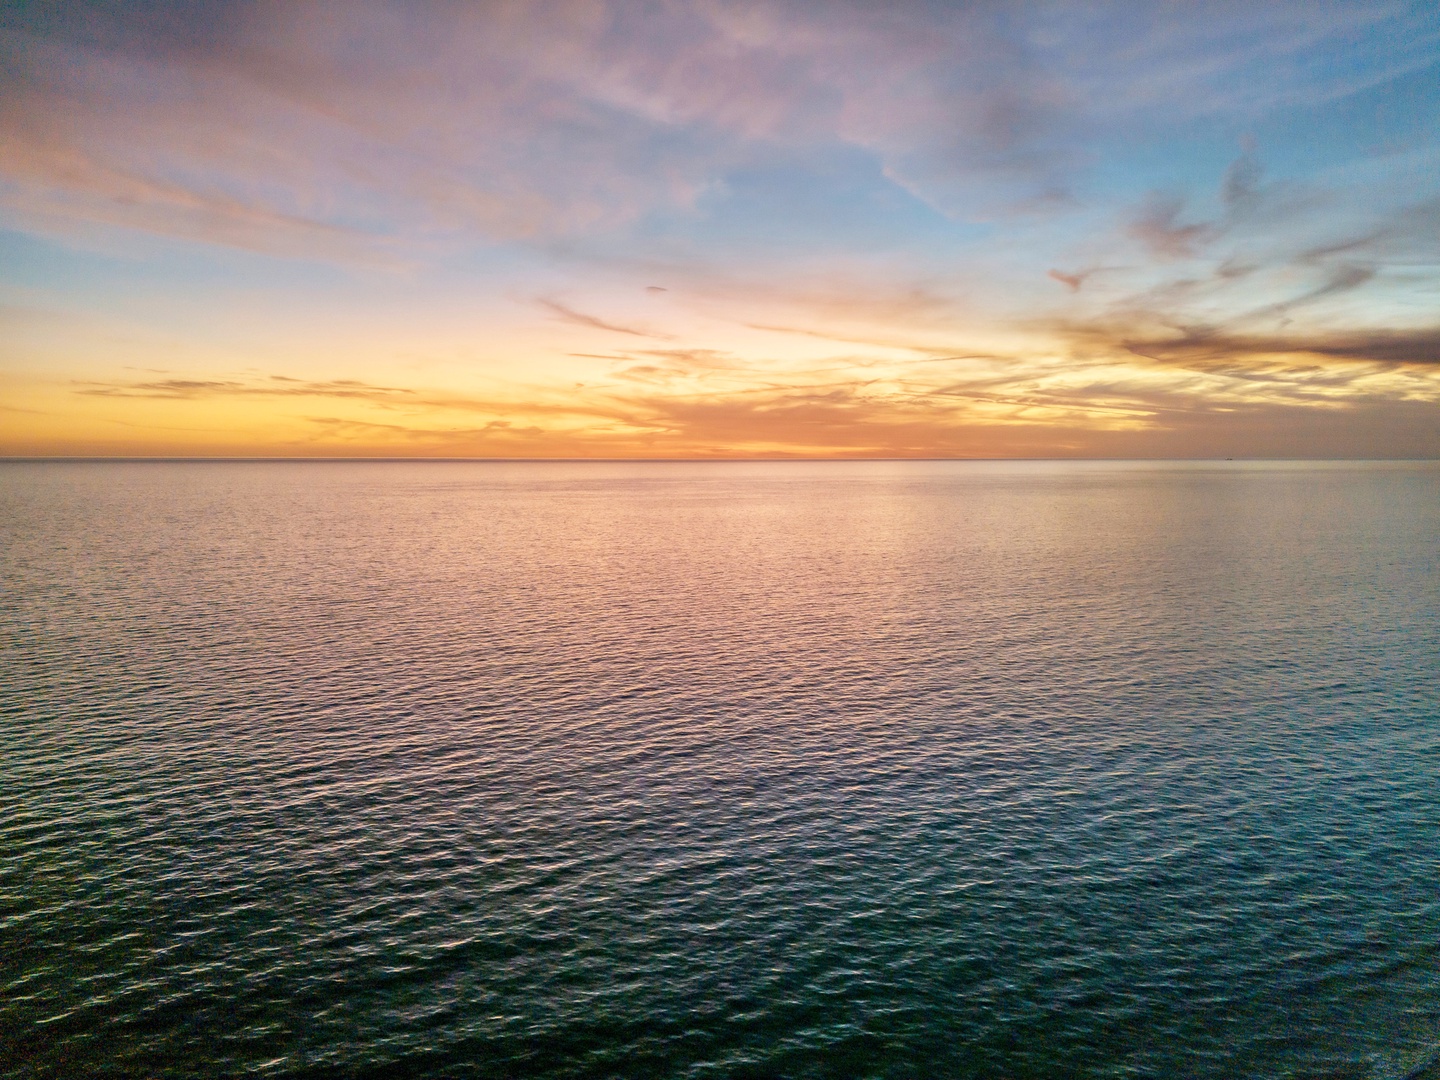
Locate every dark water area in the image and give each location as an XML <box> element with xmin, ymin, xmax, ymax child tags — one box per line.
<box><xmin>2</xmin><ymin>460</ymin><xmax>1438</xmax><ymax>1079</ymax></box>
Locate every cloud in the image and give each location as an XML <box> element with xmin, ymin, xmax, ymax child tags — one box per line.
<box><xmin>1048</xmin><ymin>268</ymin><xmax>1094</xmax><ymax>292</ymax></box>
<box><xmin>1046</xmin><ymin>168</ymin><xmax>1440</xmax><ymax>392</ymax></box>
<box><xmin>537</xmin><ymin>298</ymin><xmax>672</xmax><ymax>339</ymax></box>
<box><xmin>1128</xmin><ymin>193</ymin><xmax>1211</xmax><ymax>259</ymax></box>
<box><xmin>1221</xmin><ymin>147</ymin><xmax>1263</xmax><ymax>209</ymax></box>
<box><xmin>632</xmin><ymin>348</ymin><xmax>739</xmax><ymax>371</ymax></box>
<box><xmin>4</xmin><ymin>3</ymin><xmax>1439</xmax><ymax>459</ymax></box>
<box><xmin>307</xmin><ymin>371</ymin><xmax>1440</xmax><ymax>457</ymax></box>
<box><xmin>5</xmin><ymin>0</ymin><xmax>1436</xmax><ymax>253</ymax></box>
<box><xmin>301</xmin><ymin>415</ymin><xmax>544</xmax><ymax>446</ymax></box>
<box><xmin>1243</xmin><ymin>263</ymin><xmax>1376</xmax><ymax>321</ymax></box>
<box><xmin>1121</xmin><ymin>325</ymin><xmax>1440</xmax><ymax>367</ymax></box>
<box><xmin>74</xmin><ymin>375</ymin><xmax>416</xmax><ymax>399</ymax></box>
<box><xmin>28</xmin><ymin>331</ymin><xmax>1440</xmax><ymax>458</ymax></box>
<box><xmin>0</xmin><ymin>137</ymin><xmax>390</xmax><ymax>263</ymax></box>
<box><xmin>1293</xmin><ymin>196</ymin><xmax>1440</xmax><ymax>266</ymax></box>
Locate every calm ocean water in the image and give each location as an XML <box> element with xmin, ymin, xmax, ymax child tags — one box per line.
<box><xmin>2</xmin><ymin>460</ymin><xmax>1438</xmax><ymax>1079</ymax></box>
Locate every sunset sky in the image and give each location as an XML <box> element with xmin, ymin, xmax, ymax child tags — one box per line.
<box><xmin>2</xmin><ymin>0</ymin><xmax>1438</xmax><ymax>457</ymax></box>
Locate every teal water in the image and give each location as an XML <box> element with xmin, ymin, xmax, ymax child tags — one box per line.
<box><xmin>2</xmin><ymin>460</ymin><xmax>1438</xmax><ymax>1078</ymax></box>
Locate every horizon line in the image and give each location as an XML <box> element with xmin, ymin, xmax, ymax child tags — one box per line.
<box><xmin>4</xmin><ymin>456</ymin><xmax>1438</xmax><ymax>464</ymax></box>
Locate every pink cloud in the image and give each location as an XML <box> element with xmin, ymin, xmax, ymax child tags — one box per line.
<box><xmin>5</xmin><ymin>0</ymin><xmax>1432</xmax><ymax>253</ymax></box>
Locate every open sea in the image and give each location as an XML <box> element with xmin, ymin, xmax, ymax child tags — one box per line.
<box><xmin>2</xmin><ymin>459</ymin><xmax>1438</xmax><ymax>1079</ymax></box>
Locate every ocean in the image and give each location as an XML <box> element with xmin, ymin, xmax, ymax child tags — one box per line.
<box><xmin>2</xmin><ymin>460</ymin><xmax>1438</xmax><ymax>1078</ymax></box>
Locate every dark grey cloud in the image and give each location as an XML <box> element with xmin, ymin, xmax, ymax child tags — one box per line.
<box><xmin>1118</xmin><ymin>325</ymin><xmax>1440</xmax><ymax>367</ymax></box>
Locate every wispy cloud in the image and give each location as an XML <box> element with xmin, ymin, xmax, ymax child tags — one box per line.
<box><xmin>5</xmin><ymin>1</ymin><xmax>1435</xmax><ymax>250</ymax></box>
<box><xmin>1128</xmin><ymin>194</ymin><xmax>1212</xmax><ymax>259</ymax></box>
<box><xmin>75</xmin><ymin>375</ymin><xmax>416</xmax><ymax>400</ymax></box>
<box><xmin>537</xmin><ymin>299</ymin><xmax>672</xmax><ymax>340</ymax></box>
<box><xmin>301</xmin><ymin>415</ymin><xmax>545</xmax><ymax>446</ymax></box>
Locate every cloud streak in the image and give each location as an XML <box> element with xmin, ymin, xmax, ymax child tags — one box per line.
<box><xmin>75</xmin><ymin>375</ymin><xmax>417</xmax><ymax>400</ymax></box>
<box><xmin>537</xmin><ymin>299</ymin><xmax>672</xmax><ymax>340</ymax></box>
<box><xmin>1118</xmin><ymin>325</ymin><xmax>1440</xmax><ymax>368</ymax></box>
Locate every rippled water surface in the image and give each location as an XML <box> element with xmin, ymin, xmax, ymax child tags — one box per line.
<box><xmin>3</xmin><ymin>460</ymin><xmax>1439</xmax><ymax>1079</ymax></box>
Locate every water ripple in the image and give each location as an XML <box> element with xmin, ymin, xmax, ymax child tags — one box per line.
<box><xmin>2</xmin><ymin>460</ymin><xmax>1438</xmax><ymax>1078</ymax></box>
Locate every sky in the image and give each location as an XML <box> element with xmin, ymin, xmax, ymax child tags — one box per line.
<box><xmin>2</xmin><ymin>0</ymin><xmax>1438</xmax><ymax>458</ymax></box>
